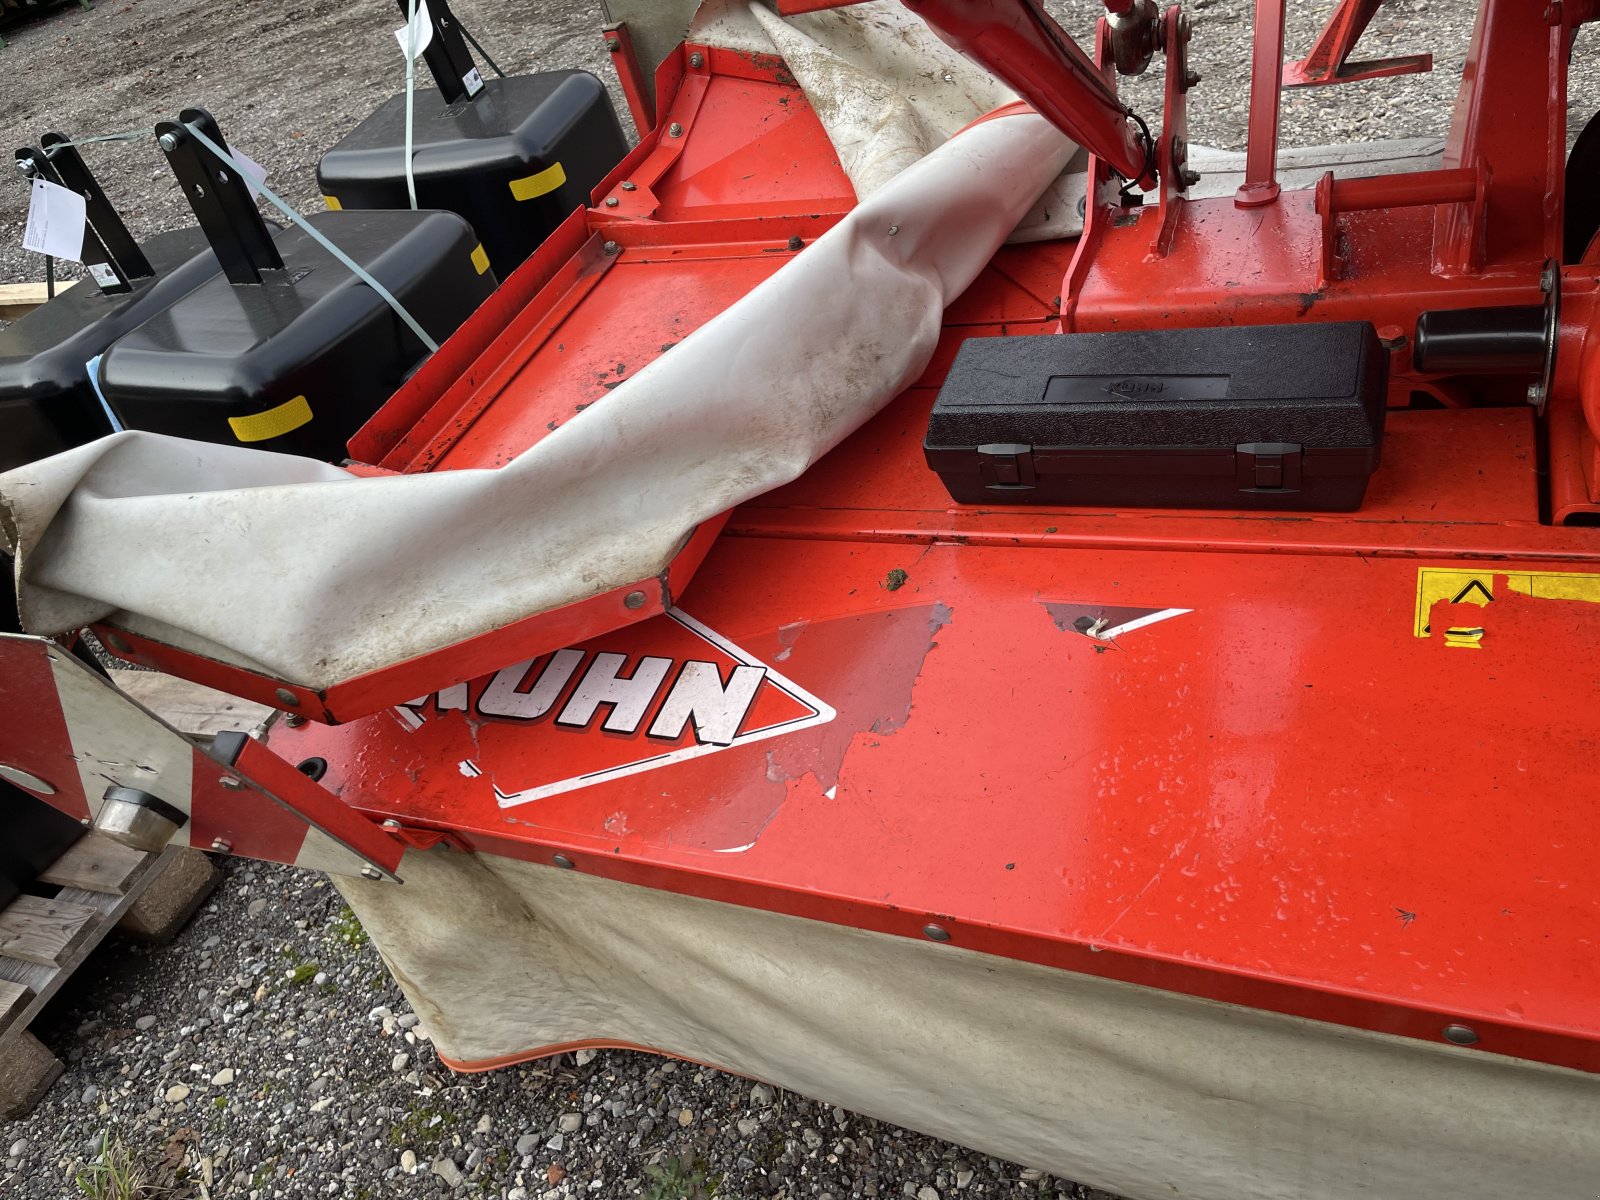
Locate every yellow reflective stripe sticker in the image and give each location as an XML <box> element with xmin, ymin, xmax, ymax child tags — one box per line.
<box><xmin>509</xmin><ymin>162</ymin><xmax>566</xmax><ymax>201</ymax></box>
<box><xmin>322</xmin><ymin>194</ymin><xmax>343</xmax><ymax>211</ymax></box>
<box><xmin>470</xmin><ymin>244</ymin><xmax>490</xmax><ymax>275</ymax></box>
<box><xmin>229</xmin><ymin>396</ymin><xmax>313</xmax><ymax>443</ymax></box>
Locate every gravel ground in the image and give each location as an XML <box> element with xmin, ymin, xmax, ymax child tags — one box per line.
<box><xmin>1</xmin><ymin>3</ymin><xmax>1597</xmax><ymax>1199</ymax></box>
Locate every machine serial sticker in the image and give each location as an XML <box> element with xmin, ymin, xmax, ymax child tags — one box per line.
<box><xmin>1414</xmin><ymin>567</ymin><xmax>1600</xmax><ymax>648</ymax></box>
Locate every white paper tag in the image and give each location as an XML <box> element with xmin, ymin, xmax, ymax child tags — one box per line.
<box><xmin>232</xmin><ymin>147</ymin><xmax>269</xmax><ymax>201</ymax></box>
<box><xmin>87</xmin><ymin>262</ymin><xmax>120</xmax><ymax>289</ymax></box>
<box><xmin>22</xmin><ymin>178</ymin><xmax>87</xmax><ymax>262</ymax></box>
<box><xmin>394</xmin><ymin>1</ymin><xmax>433</xmax><ymax>60</ymax></box>
<box><xmin>462</xmin><ymin>66</ymin><xmax>485</xmax><ymax>98</ymax></box>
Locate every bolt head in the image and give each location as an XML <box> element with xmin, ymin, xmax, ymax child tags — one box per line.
<box><xmin>360</xmin><ymin>865</ymin><xmax>382</xmax><ymax>881</ymax></box>
<box><xmin>602</xmin><ymin>240</ymin><xmax>622</xmax><ymax>256</ymax></box>
<box><xmin>210</xmin><ymin>838</ymin><xmax>232</xmax><ymax>853</ymax></box>
<box><xmin>620</xmin><ymin>181</ymin><xmax>637</xmax><ymax>191</ymax></box>
<box><xmin>1184</xmin><ymin>69</ymin><xmax>1202</xmax><ymax>89</ymax></box>
<box><xmin>605</xmin><ymin>38</ymin><xmax>621</xmax><ymax>52</ymax></box>
<box><xmin>1443</xmin><ymin>1023</ymin><xmax>1479</xmax><ymax>1046</ymax></box>
<box><xmin>689</xmin><ymin>51</ymin><xmax>704</xmax><ymax>68</ymax></box>
<box><xmin>922</xmin><ymin>923</ymin><xmax>951</xmax><ymax>942</ymax></box>
<box><xmin>16</xmin><ymin>159</ymin><xmax>38</xmax><ymax>178</ymax></box>
<box><xmin>604</xmin><ymin>196</ymin><xmax>620</xmax><ymax>208</ymax></box>
<box><xmin>274</xmin><ymin>688</ymin><xmax>299</xmax><ymax>707</ymax></box>
<box><xmin>623</xmin><ymin>590</ymin><xmax>648</xmax><ymax>610</ymax></box>
<box><xmin>158</xmin><ymin>132</ymin><xmax>182</xmax><ymax>153</ymax></box>
<box><xmin>283</xmin><ymin>712</ymin><xmax>307</xmax><ymax>728</ymax></box>
<box><xmin>668</xmin><ymin>122</ymin><xmax>684</xmax><ymax>138</ymax></box>
<box><xmin>1181</xmin><ymin>168</ymin><xmax>1202</xmax><ymax>187</ymax></box>
<box><xmin>381</xmin><ymin>819</ymin><xmax>402</xmax><ymax>831</ymax></box>
<box><xmin>1527</xmin><ymin>383</ymin><xmax>1545</xmax><ymax>405</ymax></box>
<box><xmin>552</xmin><ymin>853</ymin><xmax>575</xmax><ymax>870</ymax></box>
<box><xmin>218</xmin><ymin>776</ymin><xmax>243</xmax><ymax>791</ymax></box>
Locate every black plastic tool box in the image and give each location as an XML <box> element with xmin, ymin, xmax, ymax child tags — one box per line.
<box><xmin>317</xmin><ymin>0</ymin><xmax>626</xmax><ymax>279</ymax></box>
<box><xmin>2</xmin><ymin>138</ymin><xmax>228</xmax><ymax>472</ymax></box>
<box><xmin>99</xmin><ymin>110</ymin><xmax>496</xmax><ymax>462</ymax></box>
<box><xmin>925</xmin><ymin>322</ymin><xmax>1388</xmax><ymax>512</ymax></box>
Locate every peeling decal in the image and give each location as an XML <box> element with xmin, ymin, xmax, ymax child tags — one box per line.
<box><xmin>1415</xmin><ymin>568</ymin><xmax>1600</xmax><ymax>649</ymax></box>
<box><xmin>1042</xmin><ymin>601</ymin><xmax>1192</xmax><ymax>645</ymax></box>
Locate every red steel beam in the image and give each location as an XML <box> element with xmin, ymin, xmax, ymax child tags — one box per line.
<box><xmin>1237</xmin><ymin>0</ymin><xmax>1286</xmax><ymax>206</ymax></box>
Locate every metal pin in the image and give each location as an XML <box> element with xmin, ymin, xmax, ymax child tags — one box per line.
<box><xmin>158</xmin><ymin>132</ymin><xmax>182</xmax><ymax>153</ymax></box>
<box><xmin>922</xmin><ymin>923</ymin><xmax>951</xmax><ymax>942</ymax></box>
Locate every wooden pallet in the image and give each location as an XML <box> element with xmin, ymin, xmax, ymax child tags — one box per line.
<box><xmin>0</xmin><ymin>834</ymin><xmax>219</xmax><ymax>1118</ymax></box>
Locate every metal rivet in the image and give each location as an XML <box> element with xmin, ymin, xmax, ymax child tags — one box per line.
<box><xmin>552</xmin><ymin>854</ymin><xmax>575</xmax><ymax>870</ymax></box>
<box><xmin>360</xmin><ymin>865</ymin><xmax>382</xmax><ymax>881</ymax></box>
<box><xmin>210</xmin><ymin>838</ymin><xmax>231</xmax><ymax>853</ymax></box>
<box><xmin>283</xmin><ymin>712</ymin><xmax>307</xmax><ymax>728</ymax></box>
<box><xmin>1443</xmin><ymin>1023</ymin><xmax>1479</xmax><ymax>1046</ymax></box>
<box><xmin>158</xmin><ymin>131</ymin><xmax>182</xmax><ymax>152</ymax></box>
<box><xmin>102</xmin><ymin>632</ymin><xmax>131</xmax><ymax>654</ymax></box>
<box><xmin>668</xmin><ymin>122</ymin><xmax>684</xmax><ymax>137</ymax></box>
<box><xmin>620</xmin><ymin>181</ymin><xmax>636</xmax><ymax>191</ymax></box>
<box><xmin>0</xmin><ymin>764</ymin><xmax>56</xmax><ymax>795</ymax></box>
<box><xmin>381</xmin><ymin>819</ymin><xmax>402</xmax><ymax>831</ymax></box>
<box><xmin>623</xmin><ymin>590</ymin><xmax>648</xmax><ymax>610</ymax></box>
<box><xmin>689</xmin><ymin>51</ymin><xmax>704</xmax><ymax>68</ymax></box>
<box><xmin>218</xmin><ymin>776</ymin><xmax>243</xmax><ymax>791</ymax></box>
<box><xmin>606</xmin><ymin>38</ymin><xmax>621</xmax><ymax>52</ymax></box>
<box><xmin>604</xmin><ymin>196</ymin><xmax>620</xmax><ymax>207</ymax></box>
<box><xmin>922</xmin><ymin>923</ymin><xmax>951</xmax><ymax>942</ymax></box>
<box><xmin>603</xmin><ymin>240</ymin><xmax>622</xmax><ymax>256</ymax></box>
<box><xmin>274</xmin><ymin>688</ymin><xmax>299</xmax><ymax>707</ymax></box>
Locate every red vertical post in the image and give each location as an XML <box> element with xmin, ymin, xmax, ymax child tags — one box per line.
<box><xmin>1236</xmin><ymin>0</ymin><xmax>1285</xmax><ymax>207</ymax></box>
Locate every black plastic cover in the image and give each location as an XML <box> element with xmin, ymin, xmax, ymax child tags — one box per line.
<box><xmin>0</xmin><ymin>227</ymin><xmax>216</xmax><ymax>472</ymax></box>
<box><xmin>925</xmin><ymin>322</ymin><xmax>1388</xmax><ymax>512</ymax></box>
<box><xmin>100</xmin><ymin>209</ymin><xmax>496</xmax><ymax>462</ymax></box>
<box><xmin>318</xmin><ymin>72</ymin><xmax>627</xmax><ymax>279</ymax></box>
<box><xmin>0</xmin><ymin>782</ymin><xmax>85</xmax><ymax>906</ymax></box>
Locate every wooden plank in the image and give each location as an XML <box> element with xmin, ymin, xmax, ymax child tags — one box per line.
<box><xmin>0</xmin><ymin>895</ymin><xmax>98</xmax><ymax>967</ymax></box>
<box><xmin>0</xmin><ymin>980</ymin><xmax>31</xmax><ymax>1040</ymax></box>
<box><xmin>0</xmin><ymin>281</ymin><xmax>76</xmax><ymax>320</ymax></box>
<box><xmin>113</xmin><ymin>672</ymin><xmax>273</xmax><ymax>737</ymax></box>
<box><xmin>35</xmin><ymin>832</ymin><xmax>147</xmax><ymax>896</ymax></box>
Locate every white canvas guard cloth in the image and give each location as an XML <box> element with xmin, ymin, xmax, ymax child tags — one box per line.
<box><xmin>0</xmin><ymin>3</ymin><xmax>1076</xmax><ymax>689</ymax></box>
<box><xmin>339</xmin><ymin>848</ymin><xmax>1600</xmax><ymax>1200</ymax></box>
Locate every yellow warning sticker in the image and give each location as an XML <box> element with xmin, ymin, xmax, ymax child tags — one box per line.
<box><xmin>508</xmin><ymin>162</ymin><xmax>566</xmax><ymax>202</ymax></box>
<box><xmin>470</xmin><ymin>244</ymin><xmax>490</xmax><ymax>275</ymax></box>
<box><xmin>1414</xmin><ymin>567</ymin><xmax>1600</xmax><ymax>647</ymax></box>
<box><xmin>322</xmin><ymin>194</ymin><xmax>343</xmax><ymax>211</ymax></box>
<box><xmin>229</xmin><ymin>395</ymin><xmax>313</xmax><ymax>443</ymax></box>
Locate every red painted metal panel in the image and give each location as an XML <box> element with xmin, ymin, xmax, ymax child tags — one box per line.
<box><xmin>0</xmin><ymin>638</ymin><xmax>89</xmax><ymax>819</ymax></box>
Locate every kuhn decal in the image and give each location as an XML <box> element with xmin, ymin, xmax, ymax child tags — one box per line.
<box><xmin>397</xmin><ymin>609</ymin><xmax>835</xmax><ymax>807</ymax></box>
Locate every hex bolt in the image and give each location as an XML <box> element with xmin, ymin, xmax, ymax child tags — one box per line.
<box><xmin>922</xmin><ymin>923</ymin><xmax>951</xmax><ymax>942</ymax></box>
<box><xmin>604</xmin><ymin>196</ymin><xmax>620</xmax><ymax>208</ymax></box>
<box><xmin>620</xmin><ymin>181</ymin><xmax>637</xmax><ymax>191</ymax></box>
<box><xmin>381</xmin><ymin>819</ymin><xmax>402</xmax><ymax>831</ymax></box>
<box><xmin>283</xmin><ymin>713</ymin><xmax>307</xmax><ymax>728</ymax></box>
<box><xmin>158</xmin><ymin>131</ymin><xmax>182</xmax><ymax>153</ymax></box>
<box><xmin>360</xmin><ymin>865</ymin><xmax>382</xmax><ymax>881</ymax></box>
<box><xmin>210</xmin><ymin>838</ymin><xmax>232</xmax><ymax>853</ymax></box>
<box><xmin>606</xmin><ymin>38</ymin><xmax>621</xmax><ymax>52</ymax></box>
<box><xmin>603</xmin><ymin>240</ymin><xmax>622</xmax><ymax>256</ymax></box>
<box><xmin>787</xmin><ymin>235</ymin><xmax>804</xmax><ymax>251</ymax></box>
<box><xmin>552</xmin><ymin>853</ymin><xmax>576</xmax><ymax>869</ymax></box>
<box><xmin>1181</xmin><ymin>167</ymin><xmax>1202</xmax><ymax>188</ymax></box>
<box><xmin>689</xmin><ymin>51</ymin><xmax>704</xmax><ymax>68</ymax></box>
<box><xmin>623</xmin><ymin>590</ymin><xmax>648</xmax><ymax>610</ymax></box>
<box><xmin>668</xmin><ymin>122</ymin><xmax>684</xmax><ymax>138</ymax></box>
<box><xmin>1184</xmin><ymin>68</ymin><xmax>1202</xmax><ymax>89</ymax></box>
<box><xmin>1443</xmin><ymin>1023</ymin><xmax>1479</xmax><ymax>1046</ymax></box>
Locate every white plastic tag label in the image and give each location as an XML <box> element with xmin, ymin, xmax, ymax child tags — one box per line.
<box><xmin>87</xmin><ymin>262</ymin><xmax>120</xmax><ymax>289</ymax></box>
<box><xmin>462</xmin><ymin>67</ymin><xmax>485</xmax><ymax>97</ymax></box>
<box><xmin>395</xmin><ymin>1</ymin><xmax>433</xmax><ymax>59</ymax></box>
<box><xmin>232</xmin><ymin>147</ymin><xmax>269</xmax><ymax>201</ymax></box>
<box><xmin>22</xmin><ymin>178</ymin><xmax>86</xmax><ymax>262</ymax></box>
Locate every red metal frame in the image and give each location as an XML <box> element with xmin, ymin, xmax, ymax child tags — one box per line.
<box><xmin>1283</xmin><ymin>0</ymin><xmax>1433</xmax><ymax>88</ymax></box>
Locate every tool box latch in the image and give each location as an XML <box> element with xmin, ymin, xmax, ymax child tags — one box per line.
<box><xmin>977</xmin><ymin>443</ymin><xmax>1037</xmax><ymax>490</ymax></box>
<box><xmin>1235</xmin><ymin>442</ymin><xmax>1304</xmax><ymax>493</ymax></box>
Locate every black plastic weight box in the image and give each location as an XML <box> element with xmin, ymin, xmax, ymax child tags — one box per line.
<box><xmin>99</xmin><ymin>210</ymin><xmax>495</xmax><ymax>461</ymax></box>
<box><xmin>0</xmin><ymin>227</ymin><xmax>221</xmax><ymax>472</ymax></box>
<box><xmin>317</xmin><ymin>72</ymin><xmax>627</xmax><ymax>280</ymax></box>
<box><xmin>925</xmin><ymin>322</ymin><xmax>1388</xmax><ymax>512</ymax></box>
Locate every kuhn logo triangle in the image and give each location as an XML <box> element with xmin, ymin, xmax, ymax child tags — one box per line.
<box><xmin>396</xmin><ymin>609</ymin><xmax>835</xmax><ymax>807</ymax></box>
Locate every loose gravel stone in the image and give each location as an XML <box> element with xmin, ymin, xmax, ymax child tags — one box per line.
<box><xmin>558</xmin><ymin>1112</ymin><xmax>582</xmax><ymax>1134</ymax></box>
<box><xmin>209</xmin><ymin>1067</ymin><xmax>234</xmax><ymax>1086</ymax></box>
<box><xmin>133</xmin><ymin>1015</ymin><xmax>156</xmax><ymax>1031</ymax></box>
<box><xmin>163</xmin><ymin>1083</ymin><xmax>190</xmax><ymax>1104</ymax></box>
